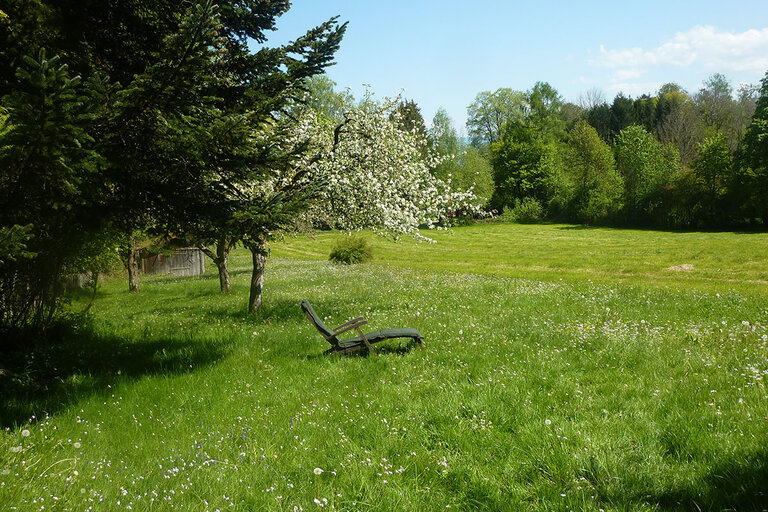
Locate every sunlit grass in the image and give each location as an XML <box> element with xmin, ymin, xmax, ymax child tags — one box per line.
<box><xmin>1</xmin><ymin>223</ymin><xmax>767</xmax><ymax>511</ymax></box>
<box><xmin>272</xmin><ymin>222</ymin><xmax>768</xmax><ymax>295</ymax></box>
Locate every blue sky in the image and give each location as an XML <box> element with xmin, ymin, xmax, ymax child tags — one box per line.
<box><xmin>258</xmin><ymin>1</ymin><xmax>768</xmax><ymax>133</ymax></box>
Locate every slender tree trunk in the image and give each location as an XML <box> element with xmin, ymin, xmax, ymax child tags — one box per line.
<box><xmin>127</xmin><ymin>245</ymin><xmax>140</xmax><ymax>293</ymax></box>
<box><xmin>81</xmin><ymin>270</ymin><xmax>100</xmax><ymax>313</ymax></box>
<box><xmin>216</xmin><ymin>239</ymin><xmax>231</xmax><ymax>293</ymax></box>
<box><xmin>199</xmin><ymin>238</ymin><xmax>232</xmax><ymax>293</ymax></box>
<box><xmin>119</xmin><ymin>234</ymin><xmax>142</xmax><ymax>294</ymax></box>
<box><xmin>247</xmin><ymin>235</ymin><xmax>267</xmax><ymax>314</ymax></box>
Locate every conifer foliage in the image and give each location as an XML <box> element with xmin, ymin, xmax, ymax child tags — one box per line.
<box><xmin>0</xmin><ymin>1</ymin><xmax>347</xmax><ymax>329</ymax></box>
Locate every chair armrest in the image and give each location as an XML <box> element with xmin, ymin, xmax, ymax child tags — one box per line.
<box><xmin>334</xmin><ymin>318</ymin><xmax>367</xmax><ymax>336</ymax></box>
<box><xmin>333</xmin><ymin>317</ymin><xmax>365</xmax><ymax>332</ymax></box>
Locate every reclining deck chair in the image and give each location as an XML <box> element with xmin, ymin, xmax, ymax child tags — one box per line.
<box><xmin>301</xmin><ymin>299</ymin><xmax>424</xmax><ymax>355</ymax></box>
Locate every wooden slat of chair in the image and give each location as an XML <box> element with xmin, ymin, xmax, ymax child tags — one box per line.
<box><xmin>355</xmin><ymin>326</ymin><xmax>376</xmax><ymax>355</ymax></box>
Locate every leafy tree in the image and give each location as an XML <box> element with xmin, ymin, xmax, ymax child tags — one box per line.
<box><xmin>490</xmin><ymin>123</ymin><xmax>557</xmax><ymax>211</ymax></box>
<box><xmin>304</xmin><ymin>75</ymin><xmax>354</xmax><ymax>122</ymax></box>
<box><xmin>614</xmin><ymin>125</ymin><xmax>681</xmax><ymax>224</ymax></box>
<box><xmin>466</xmin><ymin>88</ymin><xmax>528</xmax><ymax>148</ymax></box>
<box><xmin>737</xmin><ymin>70</ymin><xmax>768</xmax><ymax>224</ymax></box>
<box><xmin>563</xmin><ymin>121</ymin><xmax>623</xmax><ymax>223</ymax></box>
<box><xmin>429</xmin><ymin>108</ymin><xmax>494</xmax><ymax>205</ymax></box>
<box><xmin>691</xmin><ymin>132</ymin><xmax>732</xmax><ymax>224</ymax></box>
<box><xmin>450</xmin><ymin>147</ymin><xmax>495</xmax><ymax>206</ymax></box>
<box><xmin>656</xmin><ymin>100</ymin><xmax>707</xmax><ymax>169</ymax></box>
<box><xmin>655</xmin><ymin>83</ymin><xmax>688</xmax><ymax>121</ymax></box>
<box><xmin>560</xmin><ymin>102</ymin><xmax>584</xmax><ymax>131</ymax></box>
<box><xmin>734</xmin><ymin>82</ymin><xmax>759</xmax><ymax>147</ymax></box>
<box><xmin>428</xmin><ymin>107</ymin><xmax>460</xmax><ymax>156</ymax></box>
<box><xmin>527</xmin><ymin>81</ymin><xmax>565</xmax><ymax>140</ymax></box>
<box><xmin>696</xmin><ymin>73</ymin><xmax>734</xmax><ymax>131</ymax></box>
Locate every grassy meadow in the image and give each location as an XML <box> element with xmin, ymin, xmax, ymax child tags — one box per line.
<box><xmin>2</xmin><ymin>223</ymin><xmax>768</xmax><ymax>511</ymax></box>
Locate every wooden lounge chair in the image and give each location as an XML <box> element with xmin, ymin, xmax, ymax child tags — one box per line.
<box><xmin>301</xmin><ymin>299</ymin><xmax>424</xmax><ymax>355</ymax></box>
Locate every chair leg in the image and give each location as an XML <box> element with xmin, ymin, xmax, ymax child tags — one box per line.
<box><xmin>356</xmin><ymin>327</ymin><xmax>377</xmax><ymax>356</ymax></box>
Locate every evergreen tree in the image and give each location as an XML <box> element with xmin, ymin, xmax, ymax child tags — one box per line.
<box><xmin>0</xmin><ymin>52</ymin><xmax>103</xmax><ymax>327</ymax></box>
<box><xmin>586</xmin><ymin>103</ymin><xmax>612</xmax><ymax>142</ymax></box>
<box><xmin>392</xmin><ymin>99</ymin><xmax>427</xmax><ymax>140</ymax></box>
<box><xmin>0</xmin><ymin>0</ymin><xmax>347</xmax><ymax>323</ymax></box>
<box><xmin>610</xmin><ymin>94</ymin><xmax>636</xmax><ymax>140</ymax></box>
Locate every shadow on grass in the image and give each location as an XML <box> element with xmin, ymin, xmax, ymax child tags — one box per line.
<box><xmin>0</xmin><ymin>320</ymin><xmax>231</xmax><ymax>429</ymax></box>
<box><xmin>304</xmin><ymin>339</ymin><xmax>424</xmax><ymax>360</ymax></box>
<box><xmin>589</xmin><ymin>451</ymin><xmax>768</xmax><ymax>511</ymax></box>
<box><xmin>557</xmin><ymin>223</ymin><xmax>768</xmax><ymax>236</ymax></box>
<box><xmin>649</xmin><ymin>453</ymin><xmax>768</xmax><ymax>511</ymax></box>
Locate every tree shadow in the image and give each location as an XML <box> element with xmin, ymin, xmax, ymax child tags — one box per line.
<box><xmin>0</xmin><ymin>321</ymin><xmax>231</xmax><ymax>428</ymax></box>
<box><xmin>592</xmin><ymin>451</ymin><xmax>768</xmax><ymax>511</ymax></box>
<box><xmin>648</xmin><ymin>453</ymin><xmax>768</xmax><ymax>511</ymax></box>
<box><xmin>557</xmin><ymin>223</ymin><xmax>768</xmax><ymax>235</ymax></box>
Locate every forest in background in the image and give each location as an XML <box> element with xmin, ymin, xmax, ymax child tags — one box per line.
<box><xmin>337</xmin><ymin>72</ymin><xmax>768</xmax><ymax>229</ymax></box>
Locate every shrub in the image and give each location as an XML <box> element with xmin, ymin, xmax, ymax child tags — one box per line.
<box><xmin>503</xmin><ymin>197</ymin><xmax>544</xmax><ymax>223</ymax></box>
<box><xmin>329</xmin><ymin>236</ymin><xmax>373</xmax><ymax>264</ymax></box>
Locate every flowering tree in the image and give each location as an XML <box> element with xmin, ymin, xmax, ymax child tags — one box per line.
<box><xmin>315</xmin><ymin>99</ymin><xmax>481</xmax><ymax>238</ymax></box>
<box><xmin>231</xmin><ymin>97</ymin><xmax>482</xmax><ymax>313</ymax></box>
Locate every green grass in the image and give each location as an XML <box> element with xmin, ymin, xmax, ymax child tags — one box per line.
<box><xmin>273</xmin><ymin>223</ymin><xmax>768</xmax><ymax>295</ymax></box>
<box><xmin>1</xmin><ymin>223</ymin><xmax>767</xmax><ymax>511</ymax></box>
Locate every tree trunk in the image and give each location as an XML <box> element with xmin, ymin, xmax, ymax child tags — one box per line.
<box><xmin>216</xmin><ymin>239</ymin><xmax>231</xmax><ymax>293</ymax></box>
<box><xmin>127</xmin><ymin>245</ymin><xmax>140</xmax><ymax>293</ymax></box>
<box><xmin>247</xmin><ymin>236</ymin><xmax>267</xmax><ymax>314</ymax></box>
<box><xmin>199</xmin><ymin>238</ymin><xmax>232</xmax><ymax>293</ymax></box>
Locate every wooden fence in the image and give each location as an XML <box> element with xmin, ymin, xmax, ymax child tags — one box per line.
<box><xmin>141</xmin><ymin>248</ymin><xmax>205</xmax><ymax>277</ymax></box>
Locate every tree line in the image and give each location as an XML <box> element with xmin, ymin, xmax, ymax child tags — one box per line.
<box><xmin>454</xmin><ymin>75</ymin><xmax>768</xmax><ymax>227</ymax></box>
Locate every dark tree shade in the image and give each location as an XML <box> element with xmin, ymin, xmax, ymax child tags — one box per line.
<box><xmin>586</xmin><ymin>104</ymin><xmax>612</xmax><ymax>142</ymax></box>
<box><xmin>610</xmin><ymin>94</ymin><xmax>636</xmax><ymax>140</ymax></box>
<box><xmin>737</xmin><ymin>70</ymin><xmax>768</xmax><ymax>223</ymax></box>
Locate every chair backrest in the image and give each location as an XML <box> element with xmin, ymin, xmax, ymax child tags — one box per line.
<box><xmin>301</xmin><ymin>300</ymin><xmax>337</xmax><ymax>344</ymax></box>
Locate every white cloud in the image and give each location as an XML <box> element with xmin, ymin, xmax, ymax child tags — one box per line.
<box><xmin>593</xmin><ymin>26</ymin><xmax>768</xmax><ymax>82</ymax></box>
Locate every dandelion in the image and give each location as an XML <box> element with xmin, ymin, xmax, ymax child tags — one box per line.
<box><xmin>21</xmin><ymin>429</ymin><xmax>30</xmax><ymax>437</ymax></box>
<box><xmin>313</xmin><ymin>468</ymin><xmax>324</xmax><ymax>476</ymax></box>
<box><xmin>10</xmin><ymin>446</ymin><xmax>22</xmax><ymax>453</ymax></box>
<box><xmin>545</xmin><ymin>419</ymin><xmax>552</xmax><ymax>425</ymax></box>
<box><xmin>74</xmin><ymin>442</ymin><xmax>82</xmax><ymax>449</ymax></box>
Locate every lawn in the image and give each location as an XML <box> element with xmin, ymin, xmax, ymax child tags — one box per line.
<box><xmin>1</xmin><ymin>223</ymin><xmax>767</xmax><ymax>511</ymax></box>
